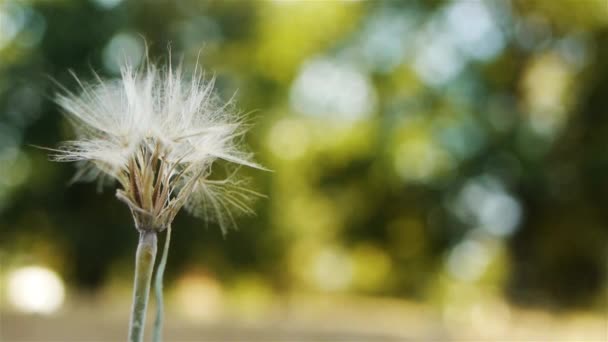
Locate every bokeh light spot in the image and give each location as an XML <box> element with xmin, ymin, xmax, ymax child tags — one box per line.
<box><xmin>356</xmin><ymin>8</ymin><xmax>414</xmax><ymax>72</ymax></box>
<box><xmin>102</xmin><ymin>32</ymin><xmax>144</xmax><ymax>74</ymax></box>
<box><xmin>521</xmin><ymin>53</ymin><xmax>573</xmax><ymax>137</ymax></box>
<box><xmin>393</xmin><ymin>126</ymin><xmax>452</xmax><ymax>183</ymax></box>
<box><xmin>266</xmin><ymin>118</ymin><xmax>310</xmax><ymax>160</ymax></box>
<box><xmin>446</xmin><ymin>239</ymin><xmax>490</xmax><ymax>282</ymax></box>
<box><xmin>173</xmin><ymin>272</ymin><xmax>223</xmax><ymax>321</ymax></box>
<box><xmin>444</xmin><ymin>1</ymin><xmax>505</xmax><ymax>61</ymax></box>
<box><xmin>290</xmin><ymin>57</ymin><xmax>376</xmax><ymax>121</ymax></box>
<box><xmin>311</xmin><ymin>246</ymin><xmax>354</xmax><ymax>292</ymax></box>
<box><xmin>413</xmin><ymin>28</ymin><xmax>464</xmax><ymax>87</ymax></box>
<box><xmin>451</xmin><ymin>176</ymin><xmax>522</xmax><ymax>237</ymax></box>
<box><xmin>7</xmin><ymin>266</ymin><xmax>65</xmax><ymax>315</ymax></box>
<box><xmin>90</xmin><ymin>0</ymin><xmax>124</xmax><ymax>10</ymax></box>
<box><xmin>0</xmin><ymin>2</ymin><xmax>27</xmax><ymax>49</ymax></box>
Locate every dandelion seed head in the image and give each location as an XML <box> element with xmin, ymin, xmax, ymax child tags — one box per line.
<box><xmin>52</xmin><ymin>59</ymin><xmax>263</xmax><ymax>233</ymax></box>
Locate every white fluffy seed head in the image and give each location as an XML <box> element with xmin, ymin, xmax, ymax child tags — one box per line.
<box><xmin>52</xmin><ymin>60</ymin><xmax>263</xmax><ymax>233</ymax></box>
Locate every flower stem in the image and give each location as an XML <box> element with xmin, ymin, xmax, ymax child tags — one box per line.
<box><xmin>152</xmin><ymin>225</ymin><xmax>172</xmax><ymax>342</ymax></box>
<box><xmin>128</xmin><ymin>230</ymin><xmax>158</xmax><ymax>342</ymax></box>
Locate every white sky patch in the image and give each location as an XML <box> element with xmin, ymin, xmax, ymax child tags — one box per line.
<box><xmin>290</xmin><ymin>57</ymin><xmax>376</xmax><ymax>121</ymax></box>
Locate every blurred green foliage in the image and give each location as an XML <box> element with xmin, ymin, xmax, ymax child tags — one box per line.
<box><xmin>0</xmin><ymin>0</ymin><xmax>607</xmax><ymax>311</ymax></box>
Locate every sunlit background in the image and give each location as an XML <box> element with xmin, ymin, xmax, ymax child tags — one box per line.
<box><xmin>0</xmin><ymin>0</ymin><xmax>607</xmax><ymax>341</ymax></box>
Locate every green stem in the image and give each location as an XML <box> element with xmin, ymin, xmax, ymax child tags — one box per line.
<box><xmin>128</xmin><ymin>230</ymin><xmax>158</xmax><ymax>342</ymax></box>
<box><xmin>152</xmin><ymin>225</ymin><xmax>172</xmax><ymax>342</ymax></box>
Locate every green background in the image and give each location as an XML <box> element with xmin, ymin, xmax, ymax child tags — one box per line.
<box><xmin>0</xmin><ymin>0</ymin><xmax>607</xmax><ymax>340</ymax></box>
